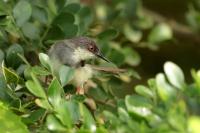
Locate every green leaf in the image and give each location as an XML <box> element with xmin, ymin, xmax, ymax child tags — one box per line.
<box><xmin>118</xmin><ymin>107</ymin><xmax>130</xmax><ymax>122</ymax></box>
<box><xmin>2</xmin><ymin>64</ymin><xmax>23</xmax><ymax>84</ymax></box>
<box><xmin>46</xmin><ymin>114</ymin><xmax>66</xmax><ymax>131</ymax></box>
<box><xmin>0</xmin><ymin>102</ymin><xmax>29</xmax><ymax>133</ymax></box>
<box><xmin>38</xmin><ymin>53</ymin><xmax>51</xmax><ymax>71</ymax></box>
<box><xmin>164</xmin><ymin>61</ymin><xmax>185</xmax><ymax>90</ymax></box>
<box><xmin>6</xmin><ymin>44</ymin><xmax>24</xmax><ymax>68</ymax></box>
<box><xmin>13</xmin><ymin>0</ymin><xmax>32</xmax><ymax>26</ymax></box>
<box><xmin>109</xmin><ymin>49</ymin><xmax>125</xmax><ymax>66</ymax></box>
<box><xmin>123</xmin><ymin>23</ymin><xmax>142</xmax><ymax>43</ymax></box>
<box><xmin>25</xmin><ymin>73</ymin><xmax>46</xmax><ymax>99</ymax></box>
<box><xmin>122</xmin><ymin>47</ymin><xmax>141</xmax><ymax>66</ymax></box>
<box><xmin>54</xmin><ymin>101</ymin><xmax>73</xmax><ymax>128</ymax></box>
<box><xmin>59</xmin><ymin>65</ymin><xmax>75</xmax><ymax>87</ymax></box>
<box><xmin>148</xmin><ymin>23</ymin><xmax>172</xmax><ymax>44</ymax></box>
<box><xmin>0</xmin><ymin>74</ymin><xmax>12</xmax><ymax>102</ymax></box>
<box><xmin>98</xmin><ymin>29</ymin><xmax>118</xmax><ymax>40</ymax></box>
<box><xmin>52</xmin><ymin>12</ymin><xmax>78</xmax><ymax>38</ymax></box>
<box><xmin>22</xmin><ymin>109</ymin><xmax>45</xmax><ymax>124</ymax></box>
<box><xmin>48</xmin><ymin>78</ymin><xmax>63</xmax><ymax>106</ymax></box>
<box><xmin>63</xmin><ymin>3</ymin><xmax>81</xmax><ymax>14</ymax></box>
<box><xmin>32</xmin><ymin>6</ymin><xmax>48</xmax><ymax>24</ymax></box>
<box><xmin>21</xmin><ymin>22</ymin><xmax>40</xmax><ymax>40</ymax></box>
<box><xmin>135</xmin><ymin>85</ymin><xmax>154</xmax><ymax>99</ymax></box>
<box><xmin>125</xmin><ymin>95</ymin><xmax>152</xmax><ymax>117</ymax></box>
<box><xmin>31</xmin><ymin>66</ymin><xmax>51</xmax><ymax>76</ymax></box>
<box><xmin>35</xmin><ymin>98</ymin><xmax>52</xmax><ymax>110</ymax></box>
<box><xmin>78</xmin><ymin>6</ymin><xmax>93</xmax><ymax>35</ymax></box>
<box><xmin>58</xmin><ymin>23</ymin><xmax>78</xmax><ymax>38</ymax></box>
<box><xmin>53</xmin><ymin>12</ymin><xmax>75</xmax><ymax>25</ymax></box>
<box><xmin>79</xmin><ymin>103</ymin><xmax>96</xmax><ymax>131</ymax></box>
<box><xmin>188</xmin><ymin>116</ymin><xmax>200</xmax><ymax>133</ymax></box>
<box><xmin>0</xmin><ymin>49</ymin><xmax>4</xmax><ymax>63</ymax></box>
<box><xmin>156</xmin><ymin>73</ymin><xmax>176</xmax><ymax>101</ymax></box>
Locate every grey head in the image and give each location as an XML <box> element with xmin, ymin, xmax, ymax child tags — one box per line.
<box><xmin>69</xmin><ymin>37</ymin><xmax>110</xmax><ymax>62</ymax></box>
<box><xmin>48</xmin><ymin>36</ymin><xmax>109</xmax><ymax>67</ymax></box>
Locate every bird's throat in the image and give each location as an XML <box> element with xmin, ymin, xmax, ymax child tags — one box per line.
<box><xmin>72</xmin><ymin>47</ymin><xmax>95</xmax><ymax>64</ymax></box>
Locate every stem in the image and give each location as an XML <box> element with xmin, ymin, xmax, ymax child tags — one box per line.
<box><xmin>38</xmin><ymin>25</ymin><xmax>51</xmax><ymax>48</ymax></box>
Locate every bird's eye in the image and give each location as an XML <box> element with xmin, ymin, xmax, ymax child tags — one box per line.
<box><xmin>88</xmin><ymin>46</ymin><xmax>94</xmax><ymax>51</ymax></box>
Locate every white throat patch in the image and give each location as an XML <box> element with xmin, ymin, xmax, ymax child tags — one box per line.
<box><xmin>72</xmin><ymin>47</ymin><xmax>94</xmax><ymax>63</ymax></box>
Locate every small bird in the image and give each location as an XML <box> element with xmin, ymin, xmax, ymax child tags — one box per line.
<box><xmin>48</xmin><ymin>36</ymin><xmax>110</xmax><ymax>94</ymax></box>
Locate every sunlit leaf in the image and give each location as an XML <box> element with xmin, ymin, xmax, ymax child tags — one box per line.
<box><xmin>123</xmin><ymin>23</ymin><xmax>142</xmax><ymax>43</ymax></box>
<box><xmin>54</xmin><ymin>101</ymin><xmax>73</xmax><ymax>128</ymax></box>
<box><xmin>156</xmin><ymin>73</ymin><xmax>176</xmax><ymax>101</ymax></box>
<box><xmin>79</xmin><ymin>103</ymin><xmax>96</xmax><ymax>131</ymax></box>
<box><xmin>38</xmin><ymin>53</ymin><xmax>51</xmax><ymax>70</ymax></box>
<box><xmin>2</xmin><ymin>63</ymin><xmax>23</xmax><ymax>84</ymax></box>
<box><xmin>135</xmin><ymin>85</ymin><xmax>154</xmax><ymax>99</ymax></box>
<box><xmin>188</xmin><ymin>116</ymin><xmax>200</xmax><ymax>133</ymax></box>
<box><xmin>35</xmin><ymin>98</ymin><xmax>52</xmax><ymax>110</ymax></box>
<box><xmin>0</xmin><ymin>102</ymin><xmax>29</xmax><ymax>133</ymax></box>
<box><xmin>25</xmin><ymin>72</ymin><xmax>46</xmax><ymax>99</ymax></box>
<box><xmin>125</xmin><ymin>95</ymin><xmax>152</xmax><ymax>117</ymax></box>
<box><xmin>122</xmin><ymin>47</ymin><xmax>141</xmax><ymax>66</ymax></box>
<box><xmin>164</xmin><ymin>61</ymin><xmax>185</xmax><ymax>90</ymax></box>
<box><xmin>148</xmin><ymin>23</ymin><xmax>172</xmax><ymax>44</ymax></box>
<box><xmin>48</xmin><ymin>78</ymin><xmax>63</xmax><ymax>106</ymax></box>
<box><xmin>46</xmin><ymin>114</ymin><xmax>66</xmax><ymax>131</ymax></box>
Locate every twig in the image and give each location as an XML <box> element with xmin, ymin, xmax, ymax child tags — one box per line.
<box><xmin>143</xmin><ymin>8</ymin><xmax>200</xmax><ymax>44</ymax></box>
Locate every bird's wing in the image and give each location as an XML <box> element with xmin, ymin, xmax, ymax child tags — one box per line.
<box><xmin>89</xmin><ymin>65</ymin><xmax>126</xmax><ymax>74</ymax></box>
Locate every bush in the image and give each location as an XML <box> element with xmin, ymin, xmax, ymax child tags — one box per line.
<box><xmin>0</xmin><ymin>0</ymin><xmax>200</xmax><ymax>133</ymax></box>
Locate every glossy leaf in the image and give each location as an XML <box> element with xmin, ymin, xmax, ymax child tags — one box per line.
<box><xmin>122</xmin><ymin>47</ymin><xmax>141</xmax><ymax>66</ymax></box>
<box><xmin>0</xmin><ymin>102</ymin><xmax>29</xmax><ymax>133</ymax></box>
<box><xmin>54</xmin><ymin>101</ymin><xmax>73</xmax><ymax>128</ymax></box>
<box><xmin>2</xmin><ymin>64</ymin><xmax>23</xmax><ymax>84</ymax></box>
<box><xmin>25</xmin><ymin>73</ymin><xmax>46</xmax><ymax>99</ymax></box>
<box><xmin>125</xmin><ymin>95</ymin><xmax>152</xmax><ymax>117</ymax></box>
<box><xmin>79</xmin><ymin>103</ymin><xmax>96</xmax><ymax>131</ymax></box>
<box><xmin>31</xmin><ymin>66</ymin><xmax>51</xmax><ymax>76</ymax></box>
<box><xmin>13</xmin><ymin>0</ymin><xmax>32</xmax><ymax>26</ymax></box>
<box><xmin>148</xmin><ymin>23</ymin><xmax>172</xmax><ymax>44</ymax></box>
<box><xmin>123</xmin><ymin>23</ymin><xmax>142</xmax><ymax>43</ymax></box>
<box><xmin>48</xmin><ymin>78</ymin><xmax>63</xmax><ymax>106</ymax></box>
<box><xmin>164</xmin><ymin>61</ymin><xmax>185</xmax><ymax>90</ymax></box>
<box><xmin>46</xmin><ymin>114</ymin><xmax>66</xmax><ymax>131</ymax></box>
<box><xmin>6</xmin><ymin>44</ymin><xmax>24</xmax><ymax>68</ymax></box>
<box><xmin>59</xmin><ymin>65</ymin><xmax>75</xmax><ymax>87</ymax></box>
<box><xmin>135</xmin><ymin>85</ymin><xmax>154</xmax><ymax>99</ymax></box>
<box><xmin>35</xmin><ymin>98</ymin><xmax>52</xmax><ymax>110</ymax></box>
<box><xmin>38</xmin><ymin>53</ymin><xmax>51</xmax><ymax>70</ymax></box>
<box><xmin>156</xmin><ymin>73</ymin><xmax>176</xmax><ymax>101</ymax></box>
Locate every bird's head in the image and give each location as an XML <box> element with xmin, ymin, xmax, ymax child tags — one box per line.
<box><xmin>70</xmin><ymin>37</ymin><xmax>110</xmax><ymax>62</ymax></box>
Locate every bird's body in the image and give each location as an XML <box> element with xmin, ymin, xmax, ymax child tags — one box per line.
<box><xmin>48</xmin><ymin>37</ymin><xmax>109</xmax><ymax>94</ymax></box>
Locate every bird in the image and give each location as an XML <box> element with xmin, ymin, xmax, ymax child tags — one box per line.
<box><xmin>48</xmin><ymin>36</ymin><xmax>110</xmax><ymax>94</ymax></box>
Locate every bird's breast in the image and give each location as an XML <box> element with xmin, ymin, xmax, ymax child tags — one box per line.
<box><xmin>72</xmin><ymin>65</ymin><xmax>93</xmax><ymax>87</ymax></box>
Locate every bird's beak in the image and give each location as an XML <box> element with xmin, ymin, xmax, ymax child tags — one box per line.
<box><xmin>96</xmin><ymin>52</ymin><xmax>110</xmax><ymax>63</ymax></box>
